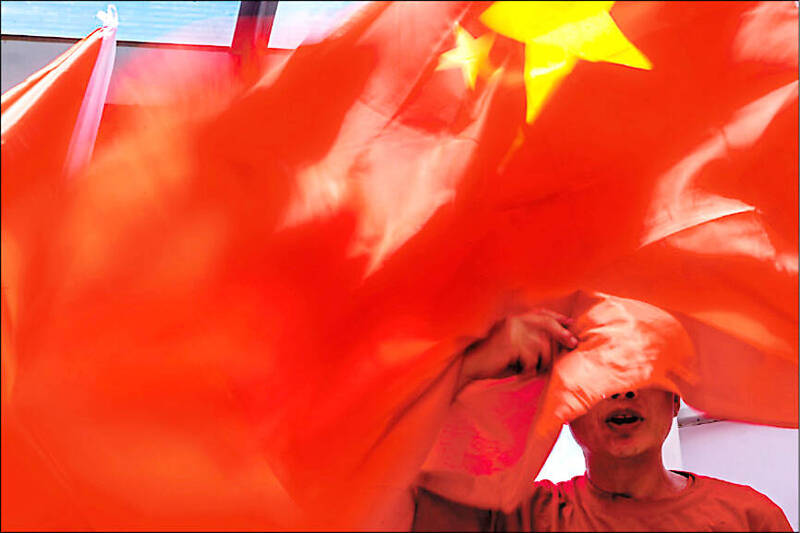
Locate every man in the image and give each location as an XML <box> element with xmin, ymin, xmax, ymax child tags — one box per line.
<box><xmin>369</xmin><ymin>308</ymin><xmax>793</xmax><ymax>531</ymax></box>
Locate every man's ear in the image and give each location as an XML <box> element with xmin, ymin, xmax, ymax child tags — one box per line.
<box><xmin>672</xmin><ymin>394</ymin><xmax>681</xmax><ymax>417</ymax></box>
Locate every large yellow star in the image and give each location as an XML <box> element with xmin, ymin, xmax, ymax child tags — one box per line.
<box><xmin>480</xmin><ymin>1</ymin><xmax>652</xmax><ymax>122</ymax></box>
<box><xmin>436</xmin><ymin>23</ymin><xmax>495</xmax><ymax>90</ymax></box>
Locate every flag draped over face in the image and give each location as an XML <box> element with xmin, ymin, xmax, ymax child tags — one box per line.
<box><xmin>1</xmin><ymin>1</ymin><xmax>797</xmax><ymax>530</ymax></box>
<box><xmin>419</xmin><ymin>0</ymin><xmax>798</xmax><ymax>510</ymax></box>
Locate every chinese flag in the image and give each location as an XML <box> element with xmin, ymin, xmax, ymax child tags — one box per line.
<box><xmin>420</xmin><ymin>0</ymin><xmax>797</xmax><ymax>510</ymax></box>
<box><xmin>1</xmin><ymin>1</ymin><xmax>796</xmax><ymax>530</ymax></box>
<box><xmin>2</xmin><ymin>2</ymin><xmax>525</xmax><ymax>530</ymax></box>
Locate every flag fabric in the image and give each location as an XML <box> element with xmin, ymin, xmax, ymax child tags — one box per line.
<box><xmin>2</xmin><ymin>16</ymin><xmax>119</xmax><ymax>531</ymax></box>
<box><xmin>0</xmin><ymin>1</ymin><xmax>796</xmax><ymax>530</ymax></box>
<box><xmin>419</xmin><ymin>0</ymin><xmax>798</xmax><ymax>511</ymax></box>
<box><xmin>3</xmin><ymin>2</ymin><xmax>526</xmax><ymax>529</ymax></box>
<box><xmin>2</xmin><ymin>18</ymin><xmax>115</xmax><ymax>382</ymax></box>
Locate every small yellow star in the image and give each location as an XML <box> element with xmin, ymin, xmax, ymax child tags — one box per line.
<box><xmin>480</xmin><ymin>1</ymin><xmax>652</xmax><ymax>122</ymax></box>
<box><xmin>436</xmin><ymin>23</ymin><xmax>495</xmax><ymax>90</ymax></box>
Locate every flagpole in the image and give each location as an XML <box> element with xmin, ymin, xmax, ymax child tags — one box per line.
<box><xmin>63</xmin><ymin>5</ymin><xmax>118</xmax><ymax>179</ymax></box>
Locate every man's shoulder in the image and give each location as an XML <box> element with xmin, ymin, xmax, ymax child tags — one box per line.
<box><xmin>683</xmin><ymin>471</ymin><xmax>791</xmax><ymax>531</ymax></box>
<box><xmin>690</xmin><ymin>472</ymin><xmax>774</xmax><ymax>502</ymax></box>
<box><xmin>533</xmin><ymin>474</ymin><xmax>586</xmax><ymax>490</ymax></box>
<box><xmin>531</xmin><ymin>474</ymin><xmax>586</xmax><ymax>503</ymax></box>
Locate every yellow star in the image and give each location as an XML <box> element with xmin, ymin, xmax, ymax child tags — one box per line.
<box><xmin>436</xmin><ymin>23</ymin><xmax>495</xmax><ymax>90</ymax></box>
<box><xmin>480</xmin><ymin>1</ymin><xmax>652</xmax><ymax>122</ymax></box>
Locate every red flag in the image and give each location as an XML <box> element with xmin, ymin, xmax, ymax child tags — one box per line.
<box><xmin>419</xmin><ymin>0</ymin><xmax>797</xmax><ymax>510</ymax></box>
<box><xmin>1</xmin><ymin>1</ymin><xmax>796</xmax><ymax>529</ymax></box>
<box><xmin>2</xmin><ymin>2</ymin><xmax>526</xmax><ymax>529</ymax></box>
<box><xmin>2</xmin><ymin>16</ymin><xmax>118</xmax><ymax>531</ymax></box>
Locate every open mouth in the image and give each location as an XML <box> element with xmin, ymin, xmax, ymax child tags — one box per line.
<box><xmin>605</xmin><ymin>409</ymin><xmax>644</xmax><ymax>427</ymax></box>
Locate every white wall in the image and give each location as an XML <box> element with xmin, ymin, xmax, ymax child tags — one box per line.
<box><xmin>1</xmin><ymin>38</ymin><xmax>72</xmax><ymax>92</ymax></box>
<box><xmin>536</xmin><ymin>425</ymin><xmax>587</xmax><ymax>482</ymax></box>
<box><xmin>679</xmin><ymin>421</ymin><xmax>798</xmax><ymax>531</ymax></box>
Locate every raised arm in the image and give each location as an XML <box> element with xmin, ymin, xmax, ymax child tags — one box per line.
<box><xmin>360</xmin><ymin>308</ymin><xmax>577</xmax><ymax>530</ymax></box>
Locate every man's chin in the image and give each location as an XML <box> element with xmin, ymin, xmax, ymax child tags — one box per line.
<box><xmin>602</xmin><ymin>437</ymin><xmax>649</xmax><ymax>459</ymax></box>
<box><xmin>607</xmin><ymin>446</ymin><xmax>644</xmax><ymax>459</ymax></box>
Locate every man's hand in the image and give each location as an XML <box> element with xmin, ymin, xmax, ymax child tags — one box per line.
<box><xmin>458</xmin><ymin>309</ymin><xmax>578</xmax><ymax>390</ymax></box>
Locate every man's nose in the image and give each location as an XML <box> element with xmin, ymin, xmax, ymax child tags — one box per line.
<box><xmin>611</xmin><ymin>391</ymin><xmax>637</xmax><ymax>399</ymax></box>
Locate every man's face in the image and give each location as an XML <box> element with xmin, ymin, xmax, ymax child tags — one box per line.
<box><xmin>568</xmin><ymin>388</ymin><xmax>679</xmax><ymax>459</ymax></box>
